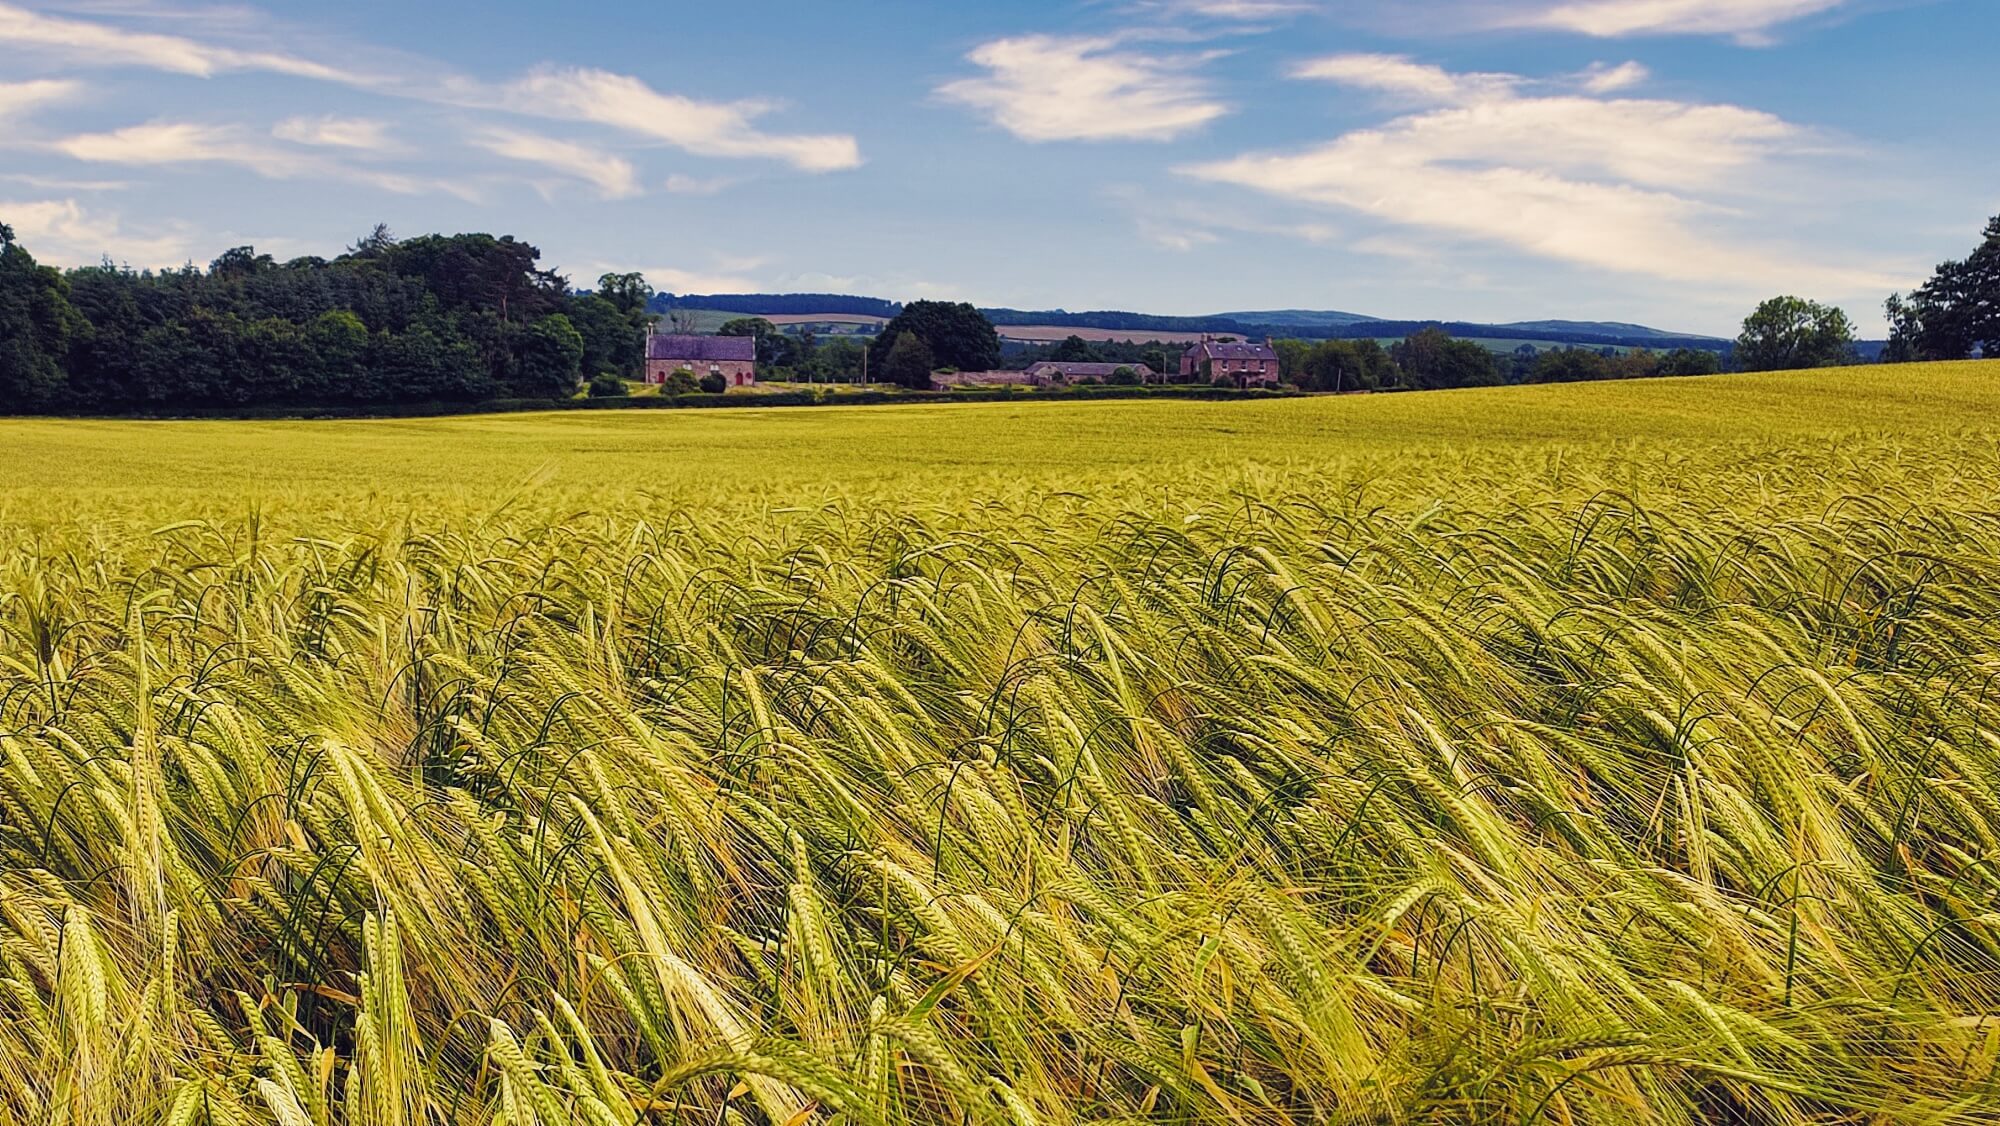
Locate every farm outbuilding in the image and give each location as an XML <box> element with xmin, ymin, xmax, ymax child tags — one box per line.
<box><xmin>1021</xmin><ymin>361</ymin><xmax>1158</xmax><ymax>384</ymax></box>
<box><xmin>646</xmin><ymin>334</ymin><xmax>756</xmax><ymax>387</ymax></box>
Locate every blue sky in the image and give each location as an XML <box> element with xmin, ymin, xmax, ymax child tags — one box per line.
<box><xmin>1</xmin><ymin>1</ymin><xmax>1993</xmax><ymax>335</ymax></box>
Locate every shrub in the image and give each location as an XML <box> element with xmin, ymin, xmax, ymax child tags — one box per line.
<box><xmin>1110</xmin><ymin>366</ymin><xmax>1141</xmax><ymax>386</ymax></box>
<box><xmin>588</xmin><ymin>374</ymin><xmax>627</xmax><ymax>398</ymax></box>
<box><xmin>662</xmin><ymin>369</ymin><xmax>700</xmax><ymax>396</ymax></box>
<box><xmin>699</xmin><ymin>373</ymin><xmax>727</xmax><ymax>394</ymax></box>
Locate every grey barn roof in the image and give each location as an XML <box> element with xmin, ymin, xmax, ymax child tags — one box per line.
<box><xmin>647</xmin><ymin>334</ymin><xmax>756</xmax><ymax>363</ymax></box>
<box><xmin>1185</xmin><ymin>341</ymin><xmax>1279</xmax><ymax>361</ymax></box>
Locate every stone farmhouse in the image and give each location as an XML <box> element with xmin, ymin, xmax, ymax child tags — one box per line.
<box><xmin>645</xmin><ymin>334</ymin><xmax>756</xmax><ymax>387</ymax></box>
<box><xmin>1182</xmin><ymin>338</ymin><xmax>1280</xmax><ymax>386</ymax></box>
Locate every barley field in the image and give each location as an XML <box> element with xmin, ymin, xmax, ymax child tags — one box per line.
<box><xmin>4</xmin><ymin>362</ymin><xmax>2000</xmax><ymax>1125</ymax></box>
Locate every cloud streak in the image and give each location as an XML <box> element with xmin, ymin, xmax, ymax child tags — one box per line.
<box><xmin>497</xmin><ymin>68</ymin><xmax>861</xmax><ymax>172</ymax></box>
<box><xmin>0</xmin><ymin>1</ymin><xmax>357</xmax><ymax>81</ymax></box>
<box><xmin>0</xmin><ymin>78</ymin><xmax>82</xmax><ymax>123</ymax></box>
<box><xmin>0</xmin><ymin>4</ymin><xmax>863</xmax><ymax>177</ymax></box>
<box><xmin>50</xmin><ymin>120</ymin><xmax>480</xmax><ymax>200</ymax></box>
<box><xmin>1182</xmin><ymin>54</ymin><xmax>1898</xmax><ymax>293</ymax></box>
<box><xmin>472</xmin><ymin>128</ymin><xmax>642</xmax><ymax>199</ymax></box>
<box><xmin>938</xmin><ymin>34</ymin><xmax>1229</xmax><ymax>142</ymax></box>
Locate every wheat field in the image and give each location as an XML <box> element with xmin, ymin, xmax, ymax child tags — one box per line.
<box><xmin>4</xmin><ymin>363</ymin><xmax>2000</xmax><ymax>1124</ymax></box>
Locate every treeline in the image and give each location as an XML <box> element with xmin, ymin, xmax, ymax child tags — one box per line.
<box><xmin>713</xmin><ymin>317</ymin><xmax>871</xmax><ymax>382</ymax></box>
<box><xmin>0</xmin><ymin>224</ymin><xmax>654</xmax><ymax>412</ymax></box>
<box><xmin>1272</xmin><ymin>331</ymin><xmax>1726</xmax><ymax>391</ymax></box>
<box><xmin>999</xmin><ymin>329</ymin><xmax>1725</xmax><ymax>390</ymax></box>
<box><xmin>656</xmin><ymin>293</ymin><xmax>903</xmax><ymax>319</ymax></box>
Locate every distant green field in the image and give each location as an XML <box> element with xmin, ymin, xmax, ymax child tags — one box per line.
<box><xmin>5</xmin><ymin>362</ymin><xmax>2000</xmax><ymax>1124</ymax></box>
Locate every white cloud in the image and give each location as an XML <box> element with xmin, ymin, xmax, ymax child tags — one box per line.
<box><xmin>0</xmin><ymin>172</ymin><xmax>130</xmax><ymax>191</ymax></box>
<box><xmin>472</xmin><ymin>128</ymin><xmax>641</xmax><ymax>199</ymax></box>
<box><xmin>0</xmin><ymin>7</ymin><xmax>861</xmax><ymax>173</ymax></box>
<box><xmin>0</xmin><ymin>78</ymin><xmax>81</xmax><ymax>122</ymax></box>
<box><xmin>938</xmin><ymin>34</ymin><xmax>1229</xmax><ymax>142</ymax></box>
<box><xmin>51</xmin><ymin>121</ymin><xmax>478</xmax><ymax>200</ymax></box>
<box><xmin>1290</xmin><ymin>54</ymin><xmax>1518</xmax><ymax>103</ymax></box>
<box><xmin>1182</xmin><ymin>55</ymin><xmax>1900</xmax><ymax>294</ymax></box>
<box><xmin>1514</xmin><ymin>0</ymin><xmax>1849</xmax><ymax>38</ymax></box>
<box><xmin>272</xmin><ymin>115</ymin><xmax>395</xmax><ymax>150</ymax></box>
<box><xmin>0</xmin><ymin>1</ymin><xmax>355</xmax><ymax>81</ymax></box>
<box><xmin>0</xmin><ymin>197</ymin><xmax>194</xmax><ymax>265</ymax></box>
<box><xmin>53</xmin><ymin>121</ymin><xmax>312</xmax><ymax>177</ymax></box>
<box><xmin>1579</xmin><ymin>60</ymin><xmax>1651</xmax><ymax>92</ymax></box>
<box><xmin>499</xmin><ymin>67</ymin><xmax>861</xmax><ymax>172</ymax></box>
<box><xmin>1129</xmin><ymin>0</ymin><xmax>1315</xmax><ymax>17</ymax></box>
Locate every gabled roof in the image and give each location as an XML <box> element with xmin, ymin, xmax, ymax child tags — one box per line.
<box><xmin>1185</xmin><ymin>341</ymin><xmax>1278</xmax><ymax>361</ymax></box>
<box><xmin>646</xmin><ymin>334</ymin><xmax>756</xmax><ymax>363</ymax></box>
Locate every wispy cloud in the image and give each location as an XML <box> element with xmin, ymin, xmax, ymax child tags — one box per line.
<box><xmin>0</xmin><ymin>1</ymin><xmax>357</xmax><ymax>80</ymax></box>
<box><xmin>938</xmin><ymin>34</ymin><xmax>1229</xmax><ymax>142</ymax></box>
<box><xmin>1509</xmin><ymin>0</ymin><xmax>1851</xmax><ymax>40</ymax></box>
<box><xmin>494</xmin><ymin>67</ymin><xmax>861</xmax><ymax>173</ymax></box>
<box><xmin>0</xmin><ymin>5</ymin><xmax>863</xmax><ymax>177</ymax></box>
<box><xmin>51</xmin><ymin>120</ymin><xmax>479</xmax><ymax>200</ymax></box>
<box><xmin>1182</xmin><ymin>54</ymin><xmax>1899</xmax><ymax>293</ymax></box>
<box><xmin>272</xmin><ymin>115</ymin><xmax>396</xmax><ymax>151</ymax></box>
<box><xmin>0</xmin><ymin>78</ymin><xmax>82</xmax><ymax>122</ymax></box>
<box><xmin>1125</xmin><ymin>0</ymin><xmax>1315</xmax><ymax>18</ymax></box>
<box><xmin>472</xmin><ymin>128</ymin><xmax>641</xmax><ymax>199</ymax></box>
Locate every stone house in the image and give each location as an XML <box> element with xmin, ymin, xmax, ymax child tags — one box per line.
<box><xmin>646</xmin><ymin>334</ymin><xmax>756</xmax><ymax>387</ymax></box>
<box><xmin>1181</xmin><ymin>339</ymin><xmax>1280</xmax><ymax>386</ymax></box>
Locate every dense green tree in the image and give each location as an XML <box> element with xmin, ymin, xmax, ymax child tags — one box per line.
<box><xmin>1657</xmin><ymin>347</ymin><xmax>1723</xmax><ymax>377</ymax></box>
<box><xmin>1049</xmin><ymin>335</ymin><xmax>1101</xmax><ymax>363</ymax></box>
<box><xmin>209</xmin><ymin>246</ymin><xmax>276</xmax><ymax>279</ymax></box>
<box><xmin>595</xmin><ymin>271</ymin><xmax>653</xmax><ymax>318</ymax></box>
<box><xmin>1530</xmin><ymin>348</ymin><xmax>1615</xmax><ymax>384</ymax></box>
<box><xmin>1295</xmin><ymin>338</ymin><xmax>1397</xmax><ymax>392</ymax></box>
<box><xmin>813</xmin><ymin>337</ymin><xmax>866</xmax><ymax>383</ymax></box>
<box><xmin>1885</xmin><ymin>215</ymin><xmax>2000</xmax><ymax>362</ymax></box>
<box><xmin>303</xmin><ymin>311</ymin><xmax>369</xmax><ymax>400</ymax></box>
<box><xmin>513</xmin><ymin>313</ymin><xmax>585</xmax><ymax>397</ymax></box>
<box><xmin>661</xmin><ymin>368</ymin><xmax>701</xmax><ymax>396</ymax></box>
<box><xmin>880</xmin><ymin>331</ymin><xmax>937</xmax><ymax>389</ymax></box>
<box><xmin>567</xmin><ymin>293</ymin><xmax>644</xmax><ymax>380</ymax></box>
<box><xmin>720</xmin><ymin>316</ymin><xmax>800</xmax><ymax>369</ymax></box>
<box><xmin>719</xmin><ymin>316</ymin><xmax>777</xmax><ymax>339</ymax></box>
<box><xmin>1391</xmin><ymin>328</ymin><xmax>1500</xmax><ymax>390</ymax></box>
<box><xmin>870</xmin><ymin>301</ymin><xmax>1000</xmax><ymax>375</ymax></box>
<box><xmin>0</xmin><ymin>225</ymin><xmax>86</xmax><ymax>409</ymax></box>
<box><xmin>382</xmin><ymin>234</ymin><xmax>565</xmax><ymax>322</ymax></box>
<box><xmin>1736</xmin><ymin>296</ymin><xmax>1856</xmax><ymax>372</ymax></box>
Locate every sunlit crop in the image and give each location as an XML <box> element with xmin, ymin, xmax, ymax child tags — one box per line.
<box><xmin>4</xmin><ymin>364</ymin><xmax>2000</xmax><ymax>1124</ymax></box>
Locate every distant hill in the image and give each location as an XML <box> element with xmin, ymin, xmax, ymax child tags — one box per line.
<box><xmin>651</xmin><ymin>293</ymin><xmax>903</xmax><ymax>319</ymax></box>
<box><xmin>652</xmin><ymin>292</ymin><xmax>1733</xmax><ymax>350</ymax></box>
<box><xmin>1213</xmin><ymin>309</ymin><xmax>1384</xmax><ymax>329</ymax></box>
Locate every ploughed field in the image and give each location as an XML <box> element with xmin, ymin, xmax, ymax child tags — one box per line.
<box><xmin>3</xmin><ymin>361</ymin><xmax>2000</xmax><ymax>1124</ymax></box>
